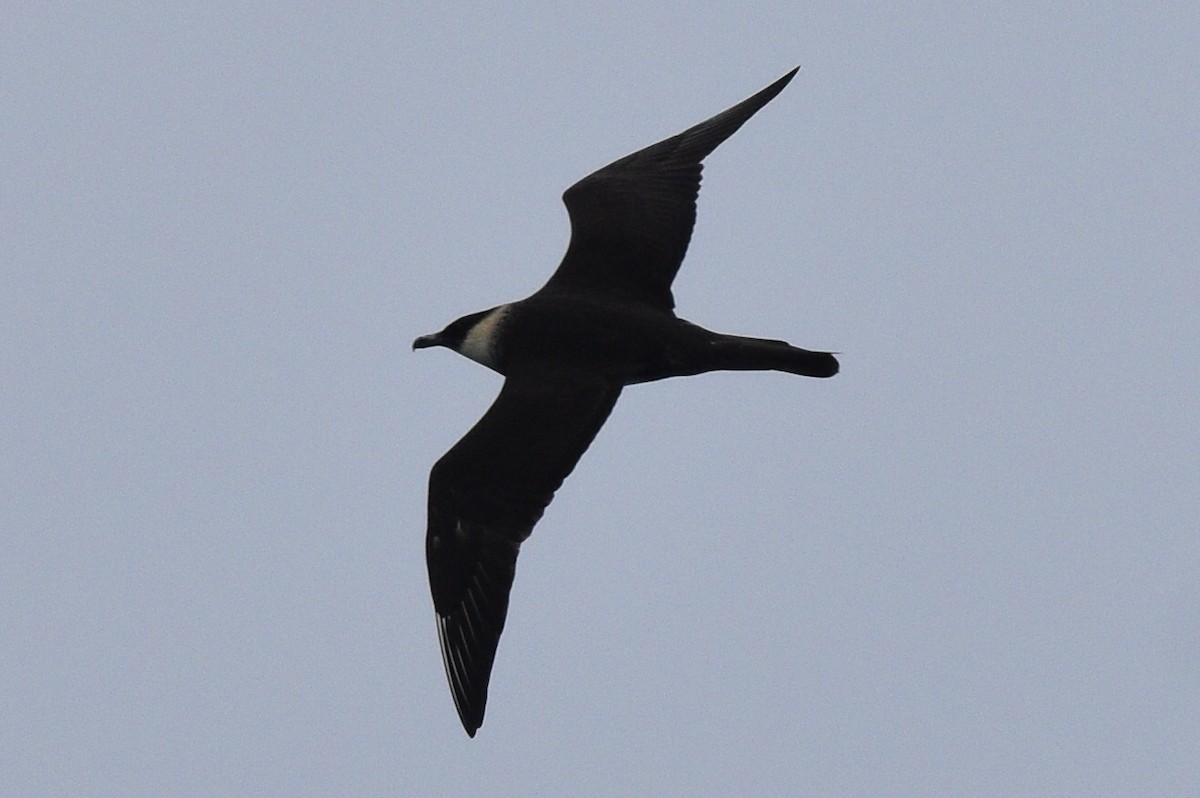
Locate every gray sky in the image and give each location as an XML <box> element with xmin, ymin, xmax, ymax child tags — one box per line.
<box><xmin>5</xmin><ymin>4</ymin><xmax>1198</xmax><ymax>796</ymax></box>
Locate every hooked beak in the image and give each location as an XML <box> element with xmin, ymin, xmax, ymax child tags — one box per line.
<box><xmin>412</xmin><ymin>333</ymin><xmax>441</xmax><ymax>350</ymax></box>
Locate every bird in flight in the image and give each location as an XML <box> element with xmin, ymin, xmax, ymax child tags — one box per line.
<box><xmin>414</xmin><ymin>67</ymin><xmax>837</xmax><ymax>736</ymax></box>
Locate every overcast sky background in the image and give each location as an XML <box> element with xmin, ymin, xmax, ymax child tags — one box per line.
<box><xmin>5</xmin><ymin>4</ymin><xmax>1198</xmax><ymax>796</ymax></box>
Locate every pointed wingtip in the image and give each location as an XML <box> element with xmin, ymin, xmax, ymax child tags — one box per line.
<box><xmin>732</xmin><ymin>67</ymin><xmax>801</xmax><ymax>120</ymax></box>
<box><xmin>774</xmin><ymin>66</ymin><xmax>801</xmax><ymax>91</ymax></box>
<box><xmin>459</xmin><ymin>699</ymin><xmax>485</xmax><ymax>737</ymax></box>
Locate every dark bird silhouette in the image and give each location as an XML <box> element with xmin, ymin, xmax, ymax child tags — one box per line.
<box><xmin>414</xmin><ymin>68</ymin><xmax>837</xmax><ymax>736</ymax></box>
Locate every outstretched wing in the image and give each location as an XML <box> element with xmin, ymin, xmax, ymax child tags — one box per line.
<box><xmin>539</xmin><ymin>68</ymin><xmax>799</xmax><ymax>311</ymax></box>
<box><xmin>426</xmin><ymin>376</ymin><xmax>622</xmax><ymax>736</ymax></box>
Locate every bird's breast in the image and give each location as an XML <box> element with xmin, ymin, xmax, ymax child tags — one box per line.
<box><xmin>500</xmin><ymin>298</ymin><xmax>704</xmax><ymax>384</ymax></box>
<box><xmin>459</xmin><ymin>305</ymin><xmax>510</xmax><ymax>370</ymax></box>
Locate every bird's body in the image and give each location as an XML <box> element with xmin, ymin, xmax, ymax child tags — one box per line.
<box><xmin>448</xmin><ymin>294</ymin><xmax>837</xmax><ymax>385</ymax></box>
<box><xmin>415</xmin><ymin>68</ymin><xmax>837</xmax><ymax>736</ymax></box>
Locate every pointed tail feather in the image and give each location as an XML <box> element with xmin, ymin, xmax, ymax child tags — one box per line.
<box><xmin>708</xmin><ymin>335</ymin><xmax>839</xmax><ymax>378</ymax></box>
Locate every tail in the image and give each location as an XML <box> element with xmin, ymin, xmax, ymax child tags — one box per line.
<box><xmin>707</xmin><ymin>334</ymin><xmax>839</xmax><ymax>378</ymax></box>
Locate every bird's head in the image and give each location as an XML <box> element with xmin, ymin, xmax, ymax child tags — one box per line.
<box><xmin>413</xmin><ymin>305</ymin><xmax>508</xmax><ymax>370</ymax></box>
